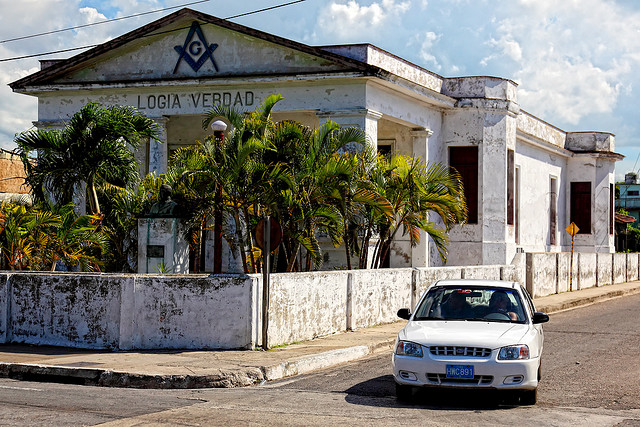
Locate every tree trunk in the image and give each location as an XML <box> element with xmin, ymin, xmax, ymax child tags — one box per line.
<box><xmin>232</xmin><ymin>208</ymin><xmax>249</xmax><ymax>273</ymax></box>
<box><xmin>243</xmin><ymin>206</ymin><xmax>257</xmax><ymax>273</ymax></box>
<box><xmin>87</xmin><ymin>176</ymin><xmax>100</xmax><ymax>214</ymax></box>
<box><xmin>344</xmin><ymin>228</ymin><xmax>352</xmax><ymax>270</ymax></box>
<box><xmin>286</xmin><ymin>242</ymin><xmax>300</xmax><ymax>272</ymax></box>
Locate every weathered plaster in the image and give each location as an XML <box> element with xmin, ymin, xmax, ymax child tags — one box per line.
<box><xmin>577</xmin><ymin>253</ymin><xmax>597</xmax><ymax>289</ymax></box>
<box><xmin>597</xmin><ymin>253</ymin><xmax>613</xmax><ymax>286</ymax></box>
<box><xmin>268</xmin><ymin>271</ymin><xmax>348</xmax><ymax>347</ymax></box>
<box><xmin>626</xmin><ymin>253</ymin><xmax>639</xmax><ymax>282</ymax></box>
<box><xmin>613</xmin><ymin>253</ymin><xmax>627</xmax><ymax>284</ymax></box>
<box><xmin>350</xmin><ymin>269</ymin><xmax>412</xmax><ymax>330</ymax></box>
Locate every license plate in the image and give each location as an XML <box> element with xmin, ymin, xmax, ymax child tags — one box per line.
<box><xmin>446</xmin><ymin>364</ymin><xmax>474</xmax><ymax>379</ymax></box>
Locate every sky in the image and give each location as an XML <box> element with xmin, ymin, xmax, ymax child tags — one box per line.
<box><xmin>1</xmin><ymin>0</ymin><xmax>640</xmax><ymax>180</ymax></box>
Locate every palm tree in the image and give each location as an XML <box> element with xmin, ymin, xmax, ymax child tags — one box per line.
<box><xmin>14</xmin><ymin>102</ymin><xmax>158</xmax><ymax>215</ymax></box>
<box><xmin>321</xmin><ymin>149</ymin><xmax>395</xmax><ymax>270</ymax></box>
<box><xmin>368</xmin><ymin>154</ymin><xmax>467</xmax><ymax>268</ymax></box>
<box><xmin>269</xmin><ymin>120</ymin><xmax>374</xmax><ymax>271</ymax></box>
<box><xmin>161</xmin><ymin>95</ymin><xmax>286</xmax><ymax>273</ymax></box>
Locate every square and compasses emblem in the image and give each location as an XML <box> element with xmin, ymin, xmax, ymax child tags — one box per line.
<box><xmin>174</xmin><ymin>21</ymin><xmax>219</xmax><ymax>73</ymax></box>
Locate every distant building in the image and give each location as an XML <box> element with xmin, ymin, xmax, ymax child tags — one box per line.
<box><xmin>616</xmin><ymin>172</ymin><xmax>640</xmax><ymax>226</ymax></box>
<box><xmin>0</xmin><ymin>151</ymin><xmax>31</xmax><ymax>203</ymax></box>
<box><xmin>9</xmin><ymin>8</ymin><xmax>623</xmax><ymax>269</ymax></box>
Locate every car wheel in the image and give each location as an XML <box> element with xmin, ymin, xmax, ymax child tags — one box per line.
<box><xmin>519</xmin><ymin>388</ymin><xmax>537</xmax><ymax>405</ymax></box>
<box><xmin>395</xmin><ymin>383</ymin><xmax>413</xmax><ymax>401</ymax></box>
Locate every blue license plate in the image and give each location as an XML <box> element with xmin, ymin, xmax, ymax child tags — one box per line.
<box><xmin>446</xmin><ymin>364</ymin><xmax>474</xmax><ymax>379</ymax></box>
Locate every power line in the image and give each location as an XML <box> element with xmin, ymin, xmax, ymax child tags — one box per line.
<box><xmin>0</xmin><ymin>0</ymin><xmax>308</xmax><ymax>63</ymax></box>
<box><xmin>0</xmin><ymin>0</ymin><xmax>211</xmax><ymax>44</ymax></box>
<box><xmin>225</xmin><ymin>0</ymin><xmax>306</xmax><ymax>19</ymax></box>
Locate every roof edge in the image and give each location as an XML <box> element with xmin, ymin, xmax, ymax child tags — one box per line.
<box><xmin>10</xmin><ymin>8</ymin><xmax>378</xmax><ymax>90</ymax></box>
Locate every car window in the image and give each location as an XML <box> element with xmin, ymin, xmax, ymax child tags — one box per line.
<box><xmin>413</xmin><ymin>286</ymin><xmax>527</xmax><ymax>323</ymax></box>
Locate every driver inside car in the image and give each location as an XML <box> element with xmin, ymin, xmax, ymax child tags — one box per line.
<box><xmin>488</xmin><ymin>291</ymin><xmax>518</xmax><ymax>321</ymax></box>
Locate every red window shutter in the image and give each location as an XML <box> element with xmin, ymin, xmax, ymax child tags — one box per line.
<box><xmin>450</xmin><ymin>147</ymin><xmax>478</xmax><ymax>224</ymax></box>
<box><xmin>507</xmin><ymin>149</ymin><xmax>514</xmax><ymax>225</ymax></box>
<box><xmin>570</xmin><ymin>182</ymin><xmax>591</xmax><ymax>234</ymax></box>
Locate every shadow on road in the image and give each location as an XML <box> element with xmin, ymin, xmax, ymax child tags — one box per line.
<box><xmin>343</xmin><ymin>375</ymin><xmax>521</xmax><ymax>410</ymax></box>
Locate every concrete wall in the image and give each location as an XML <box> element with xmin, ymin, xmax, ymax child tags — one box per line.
<box><xmin>525</xmin><ymin>252</ymin><xmax>640</xmax><ymax>297</ymax></box>
<box><xmin>268</xmin><ymin>271</ymin><xmax>348</xmax><ymax>347</ymax></box>
<box><xmin>350</xmin><ymin>269</ymin><xmax>412</xmax><ymax>331</ymax></box>
<box><xmin>0</xmin><ymin>273</ymin><xmax>259</xmax><ymax>350</ymax></box>
<box><xmin>8</xmin><ymin>273</ymin><xmax>124</xmax><ymax>349</ymax></box>
<box><xmin>577</xmin><ymin>253</ymin><xmax>597</xmax><ymax>290</ymax></box>
<box><xmin>597</xmin><ymin>254</ymin><xmax>613</xmax><ymax>286</ymax></box>
<box><xmin>627</xmin><ymin>253</ymin><xmax>639</xmax><ymax>282</ymax></box>
<box><xmin>613</xmin><ymin>253</ymin><xmax>627</xmax><ymax>284</ymax></box>
<box><xmin>1</xmin><ymin>252</ymin><xmax>637</xmax><ymax>350</ymax></box>
<box><xmin>120</xmin><ymin>275</ymin><xmax>259</xmax><ymax>350</ymax></box>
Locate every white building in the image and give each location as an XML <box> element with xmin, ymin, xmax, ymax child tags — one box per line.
<box><xmin>10</xmin><ymin>8</ymin><xmax>622</xmax><ymax>269</ymax></box>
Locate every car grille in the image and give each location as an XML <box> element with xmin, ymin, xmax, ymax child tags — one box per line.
<box><xmin>426</xmin><ymin>373</ymin><xmax>494</xmax><ymax>385</ymax></box>
<box><xmin>429</xmin><ymin>346</ymin><xmax>492</xmax><ymax>357</ymax></box>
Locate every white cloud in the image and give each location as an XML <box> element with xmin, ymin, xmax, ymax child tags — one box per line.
<box><xmin>517</xmin><ymin>58</ymin><xmax>621</xmax><ymax>124</ymax></box>
<box><xmin>414</xmin><ymin>31</ymin><xmax>441</xmax><ymax>71</ymax></box>
<box><xmin>479</xmin><ymin>0</ymin><xmax>640</xmax><ymax>125</ymax></box>
<box><xmin>315</xmin><ymin>0</ymin><xmax>411</xmax><ymax>42</ymax></box>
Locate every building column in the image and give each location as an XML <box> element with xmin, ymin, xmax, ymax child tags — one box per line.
<box><xmin>317</xmin><ymin>108</ymin><xmax>383</xmax><ymax>151</ymax></box>
<box><xmin>149</xmin><ymin>116</ymin><xmax>169</xmax><ymax>175</ymax></box>
<box><xmin>481</xmin><ymin>112</ymin><xmax>517</xmax><ymax>265</ymax></box>
<box><xmin>411</xmin><ymin>128</ymin><xmax>434</xmax><ymax>267</ymax></box>
<box><xmin>411</xmin><ymin>128</ymin><xmax>433</xmax><ymax>161</ymax></box>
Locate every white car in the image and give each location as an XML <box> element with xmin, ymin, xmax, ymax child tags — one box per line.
<box><xmin>392</xmin><ymin>279</ymin><xmax>549</xmax><ymax>405</ymax></box>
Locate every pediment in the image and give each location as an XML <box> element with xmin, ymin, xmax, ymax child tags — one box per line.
<box><xmin>11</xmin><ymin>9</ymin><xmax>368</xmax><ymax>89</ymax></box>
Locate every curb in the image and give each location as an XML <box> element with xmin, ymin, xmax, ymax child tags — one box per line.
<box><xmin>0</xmin><ymin>339</ymin><xmax>396</xmax><ymax>389</ymax></box>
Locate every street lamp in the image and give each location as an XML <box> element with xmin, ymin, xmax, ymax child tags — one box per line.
<box><xmin>210</xmin><ymin>120</ymin><xmax>227</xmax><ymax>140</ymax></box>
<box><xmin>211</xmin><ymin>120</ymin><xmax>227</xmax><ymax>274</ymax></box>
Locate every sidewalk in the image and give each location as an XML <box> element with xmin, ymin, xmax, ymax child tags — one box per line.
<box><xmin>1</xmin><ymin>280</ymin><xmax>639</xmax><ymax>389</ymax></box>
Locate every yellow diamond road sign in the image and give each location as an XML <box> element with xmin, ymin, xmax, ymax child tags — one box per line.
<box><xmin>566</xmin><ymin>222</ymin><xmax>580</xmax><ymax>236</ymax></box>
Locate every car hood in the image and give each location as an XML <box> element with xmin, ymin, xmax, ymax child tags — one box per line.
<box><xmin>399</xmin><ymin>320</ymin><xmax>530</xmax><ymax>349</ymax></box>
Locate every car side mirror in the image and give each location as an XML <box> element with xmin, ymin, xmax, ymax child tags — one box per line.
<box><xmin>397</xmin><ymin>308</ymin><xmax>411</xmax><ymax>320</ymax></box>
<box><xmin>532</xmin><ymin>312</ymin><xmax>549</xmax><ymax>324</ymax></box>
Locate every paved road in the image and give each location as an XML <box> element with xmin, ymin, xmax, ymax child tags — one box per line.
<box><xmin>0</xmin><ymin>293</ymin><xmax>638</xmax><ymax>426</ymax></box>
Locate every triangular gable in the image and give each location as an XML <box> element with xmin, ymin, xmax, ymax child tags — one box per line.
<box><xmin>11</xmin><ymin>8</ymin><xmax>374</xmax><ymax>90</ymax></box>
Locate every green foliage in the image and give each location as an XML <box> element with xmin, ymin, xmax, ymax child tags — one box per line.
<box><xmin>99</xmin><ymin>174</ymin><xmax>164</xmax><ymax>272</ymax></box>
<box><xmin>14</xmin><ymin>102</ymin><xmax>158</xmax><ymax>214</ymax></box>
<box><xmin>0</xmin><ymin>202</ymin><xmax>105</xmax><ymax>271</ymax></box>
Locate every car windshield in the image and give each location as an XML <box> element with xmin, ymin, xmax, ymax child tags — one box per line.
<box><xmin>413</xmin><ymin>286</ymin><xmax>527</xmax><ymax>323</ymax></box>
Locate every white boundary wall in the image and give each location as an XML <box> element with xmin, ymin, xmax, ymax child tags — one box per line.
<box><xmin>1</xmin><ymin>252</ymin><xmax>638</xmax><ymax>349</ymax></box>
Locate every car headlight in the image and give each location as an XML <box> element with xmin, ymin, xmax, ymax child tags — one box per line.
<box><xmin>498</xmin><ymin>345</ymin><xmax>529</xmax><ymax>360</ymax></box>
<box><xmin>395</xmin><ymin>341</ymin><xmax>423</xmax><ymax>357</ymax></box>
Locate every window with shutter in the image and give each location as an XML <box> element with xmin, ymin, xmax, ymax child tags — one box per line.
<box><xmin>449</xmin><ymin>147</ymin><xmax>478</xmax><ymax>224</ymax></box>
<box><xmin>570</xmin><ymin>182</ymin><xmax>591</xmax><ymax>234</ymax></box>
<box><xmin>550</xmin><ymin>178</ymin><xmax>557</xmax><ymax>245</ymax></box>
<box><xmin>507</xmin><ymin>150</ymin><xmax>514</xmax><ymax>225</ymax></box>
